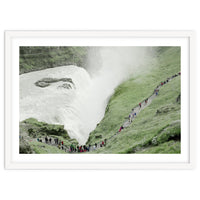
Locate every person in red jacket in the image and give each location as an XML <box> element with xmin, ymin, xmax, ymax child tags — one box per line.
<box><xmin>102</xmin><ymin>141</ymin><xmax>105</xmax><ymax>146</ymax></box>
<box><xmin>118</xmin><ymin>126</ymin><xmax>124</xmax><ymax>132</ymax></box>
<box><xmin>139</xmin><ymin>102</ymin><xmax>141</xmax><ymax>108</ymax></box>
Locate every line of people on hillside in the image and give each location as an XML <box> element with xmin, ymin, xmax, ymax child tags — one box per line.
<box><xmin>69</xmin><ymin>139</ymin><xmax>107</xmax><ymax>153</ymax></box>
<box><xmin>128</xmin><ymin>112</ymin><xmax>137</xmax><ymax>123</ymax></box>
<box><xmin>37</xmin><ymin>136</ymin><xmax>65</xmax><ymax>148</ymax></box>
<box><xmin>118</xmin><ymin>71</ymin><xmax>181</xmax><ymax>133</ymax></box>
<box><xmin>36</xmin><ymin>135</ymin><xmax>107</xmax><ymax>153</ymax></box>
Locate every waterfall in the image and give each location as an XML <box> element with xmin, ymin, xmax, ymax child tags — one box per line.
<box><xmin>20</xmin><ymin>47</ymin><xmax>154</xmax><ymax>144</ymax></box>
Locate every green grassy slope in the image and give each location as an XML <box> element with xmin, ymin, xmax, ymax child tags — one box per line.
<box><xmin>20</xmin><ymin>46</ymin><xmax>88</xmax><ymax>74</ymax></box>
<box><xmin>86</xmin><ymin>47</ymin><xmax>181</xmax><ymax>154</ymax></box>
<box><xmin>28</xmin><ymin>141</ymin><xmax>67</xmax><ymax>154</ymax></box>
<box><xmin>19</xmin><ymin>118</ymin><xmax>78</xmax><ymax>154</ymax></box>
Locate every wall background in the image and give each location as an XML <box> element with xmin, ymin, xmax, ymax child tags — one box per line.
<box><xmin>0</xmin><ymin>1</ymin><xmax>199</xmax><ymax>200</ymax></box>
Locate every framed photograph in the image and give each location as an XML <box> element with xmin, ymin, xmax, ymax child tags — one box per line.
<box><xmin>5</xmin><ymin>30</ymin><xmax>195</xmax><ymax>169</ymax></box>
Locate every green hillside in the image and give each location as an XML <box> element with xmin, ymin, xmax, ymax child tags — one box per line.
<box><xmin>20</xmin><ymin>46</ymin><xmax>88</xmax><ymax>74</ymax></box>
<box><xmin>86</xmin><ymin>47</ymin><xmax>181</xmax><ymax>153</ymax></box>
<box><xmin>19</xmin><ymin>118</ymin><xmax>78</xmax><ymax>154</ymax></box>
<box><xmin>19</xmin><ymin>46</ymin><xmax>181</xmax><ymax>154</ymax></box>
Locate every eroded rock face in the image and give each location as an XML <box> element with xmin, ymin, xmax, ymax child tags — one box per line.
<box><xmin>35</xmin><ymin>77</ymin><xmax>74</xmax><ymax>88</ymax></box>
<box><xmin>35</xmin><ymin>81</ymin><xmax>50</xmax><ymax>87</ymax></box>
<box><xmin>58</xmin><ymin>83</ymin><xmax>72</xmax><ymax>89</ymax></box>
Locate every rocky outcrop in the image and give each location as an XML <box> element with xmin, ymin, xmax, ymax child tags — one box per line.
<box><xmin>58</xmin><ymin>83</ymin><xmax>72</xmax><ymax>89</ymax></box>
<box><xmin>35</xmin><ymin>77</ymin><xmax>74</xmax><ymax>88</ymax></box>
<box><xmin>20</xmin><ymin>118</ymin><xmax>70</xmax><ymax>138</ymax></box>
<box><xmin>20</xmin><ymin>139</ymin><xmax>33</xmax><ymax>154</ymax></box>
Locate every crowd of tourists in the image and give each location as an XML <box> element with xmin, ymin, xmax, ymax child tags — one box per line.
<box><xmin>69</xmin><ymin>139</ymin><xmax>107</xmax><ymax>153</ymax></box>
<box><xmin>36</xmin><ymin>135</ymin><xmax>107</xmax><ymax>153</ymax></box>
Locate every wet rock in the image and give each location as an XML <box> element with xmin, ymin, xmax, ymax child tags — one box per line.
<box><xmin>58</xmin><ymin>83</ymin><xmax>72</xmax><ymax>89</ymax></box>
<box><xmin>35</xmin><ymin>81</ymin><xmax>50</xmax><ymax>87</ymax></box>
<box><xmin>35</xmin><ymin>77</ymin><xmax>74</xmax><ymax>88</ymax></box>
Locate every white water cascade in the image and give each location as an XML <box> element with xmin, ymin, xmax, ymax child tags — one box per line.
<box><xmin>20</xmin><ymin>47</ymin><xmax>153</xmax><ymax>144</ymax></box>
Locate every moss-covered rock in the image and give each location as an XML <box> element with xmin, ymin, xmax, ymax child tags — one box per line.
<box><xmin>20</xmin><ymin>139</ymin><xmax>33</xmax><ymax>154</ymax></box>
<box><xmin>20</xmin><ymin>118</ymin><xmax>70</xmax><ymax>139</ymax></box>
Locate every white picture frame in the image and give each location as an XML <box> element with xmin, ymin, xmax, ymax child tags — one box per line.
<box><xmin>4</xmin><ymin>30</ymin><xmax>196</xmax><ymax>169</ymax></box>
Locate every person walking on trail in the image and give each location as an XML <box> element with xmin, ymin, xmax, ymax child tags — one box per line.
<box><xmin>155</xmin><ymin>89</ymin><xmax>159</xmax><ymax>96</ymax></box>
<box><xmin>161</xmin><ymin>82</ymin><xmax>164</xmax><ymax>86</ymax></box>
<box><xmin>45</xmin><ymin>136</ymin><xmax>48</xmax><ymax>144</ymax></box>
<box><xmin>102</xmin><ymin>141</ymin><xmax>105</xmax><ymax>146</ymax></box>
<box><xmin>95</xmin><ymin>143</ymin><xmax>97</xmax><ymax>148</ymax></box>
<box><xmin>139</xmin><ymin>102</ymin><xmax>141</xmax><ymax>108</ymax></box>
<box><xmin>118</xmin><ymin>126</ymin><xmax>124</xmax><ymax>132</ymax></box>
<box><xmin>129</xmin><ymin>114</ymin><xmax>132</xmax><ymax>122</ymax></box>
<box><xmin>70</xmin><ymin>144</ymin><xmax>74</xmax><ymax>152</ymax></box>
<box><xmin>132</xmin><ymin>112</ymin><xmax>136</xmax><ymax>118</ymax></box>
<box><xmin>49</xmin><ymin>138</ymin><xmax>52</xmax><ymax>144</ymax></box>
<box><xmin>61</xmin><ymin>141</ymin><xmax>63</xmax><ymax>145</ymax></box>
<box><xmin>145</xmin><ymin>98</ymin><xmax>148</xmax><ymax>104</ymax></box>
<box><xmin>78</xmin><ymin>146</ymin><xmax>81</xmax><ymax>152</ymax></box>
